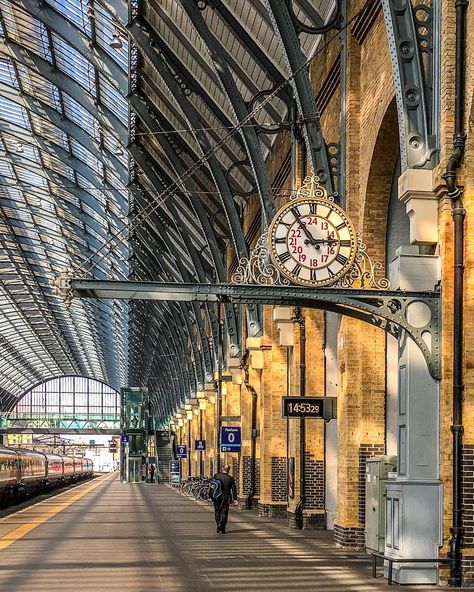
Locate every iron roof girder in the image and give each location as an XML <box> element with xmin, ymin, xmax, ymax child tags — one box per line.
<box><xmin>263</xmin><ymin>0</ymin><xmax>334</xmax><ymax>192</ymax></box>
<box><xmin>179</xmin><ymin>0</ymin><xmax>276</xmax><ymax>225</ymax></box>
<box><xmin>71</xmin><ymin>280</ymin><xmax>442</xmax><ymax>381</ymax></box>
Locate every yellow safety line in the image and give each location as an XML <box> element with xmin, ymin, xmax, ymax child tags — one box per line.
<box><xmin>0</xmin><ymin>473</ymin><xmax>115</xmax><ymax>552</ymax></box>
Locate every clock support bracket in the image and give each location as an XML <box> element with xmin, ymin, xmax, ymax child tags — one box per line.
<box><xmin>65</xmin><ymin>277</ymin><xmax>441</xmax><ymax>381</ymax></box>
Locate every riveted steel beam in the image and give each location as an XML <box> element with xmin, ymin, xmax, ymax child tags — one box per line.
<box><xmin>130</xmin><ymin>141</ymin><xmax>241</xmax><ymax>356</ymax></box>
<box><xmin>133</xmin><ymin>5</ymin><xmax>246</xmax><ymax>152</ymax></box>
<box><xmin>71</xmin><ymin>280</ymin><xmax>442</xmax><ymax>380</ymax></box>
<box><xmin>177</xmin><ymin>1</ymin><xmax>276</xmax><ymax>224</ymax></box>
<box><xmin>131</xmin><ymin>198</ymin><xmax>217</xmax><ymax>382</ymax></box>
<box><xmin>206</xmin><ymin>0</ymin><xmax>292</xmax><ymax>106</ymax></box>
<box><xmin>382</xmin><ymin>0</ymin><xmax>438</xmax><ymax>169</ymax></box>
<box><xmin>135</xmin><ymin>189</ymin><xmax>220</xmax><ymax>345</ymax></box>
<box><xmin>262</xmin><ymin>0</ymin><xmax>333</xmax><ymax>191</ymax></box>
<box><xmin>130</xmin><ymin>88</ymin><xmax>261</xmax><ymax>336</ymax></box>
<box><xmin>139</xmin><ymin>68</ymin><xmax>253</xmax><ymax>192</ymax></box>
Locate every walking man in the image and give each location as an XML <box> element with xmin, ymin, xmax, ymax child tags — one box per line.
<box><xmin>211</xmin><ymin>465</ymin><xmax>237</xmax><ymax>534</ymax></box>
<box><xmin>148</xmin><ymin>463</ymin><xmax>156</xmax><ymax>483</ymax></box>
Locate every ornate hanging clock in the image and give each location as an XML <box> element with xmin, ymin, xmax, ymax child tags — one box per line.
<box><xmin>268</xmin><ymin>176</ymin><xmax>357</xmax><ymax>287</ymax></box>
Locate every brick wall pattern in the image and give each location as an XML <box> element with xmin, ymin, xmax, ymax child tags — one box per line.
<box><xmin>304</xmin><ymin>452</ymin><xmax>324</xmax><ymax>510</ymax></box>
<box><xmin>271</xmin><ymin>457</ymin><xmax>287</xmax><ymax>501</ymax></box>
<box><xmin>242</xmin><ymin>456</ymin><xmax>260</xmax><ymax>497</ymax></box>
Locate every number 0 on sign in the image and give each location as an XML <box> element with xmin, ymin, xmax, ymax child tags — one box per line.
<box><xmin>220</xmin><ymin>427</ymin><xmax>241</xmax><ymax>452</ymax></box>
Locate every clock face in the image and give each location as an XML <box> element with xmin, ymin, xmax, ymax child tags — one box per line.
<box><xmin>269</xmin><ymin>198</ymin><xmax>357</xmax><ymax>287</ymax></box>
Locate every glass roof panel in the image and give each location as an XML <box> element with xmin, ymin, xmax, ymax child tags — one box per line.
<box><xmin>0</xmin><ymin>2</ymin><xmax>52</xmax><ymax>63</ymax></box>
<box><xmin>70</xmin><ymin>140</ymin><xmax>104</xmax><ymax>177</ymax></box>
<box><xmin>0</xmin><ymin>95</ymin><xmax>31</xmax><ymax>129</ymax></box>
<box><xmin>51</xmin><ymin>32</ymin><xmax>96</xmax><ymax>96</ymax></box>
<box><xmin>16</xmin><ymin>64</ymin><xmax>62</xmax><ymax>111</ymax></box>
<box><xmin>93</xmin><ymin>2</ymin><xmax>128</xmax><ymax>72</ymax></box>
<box><xmin>47</xmin><ymin>0</ymin><xmax>92</xmax><ymax>38</ymax></box>
<box><xmin>98</xmin><ymin>73</ymin><xmax>127</xmax><ymax>125</ymax></box>
<box><xmin>0</xmin><ymin>57</ymin><xmax>19</xmax><ymax>88</ymax></box>
<box><xmin>61</xmin><ymin>93</ymin><xmax>101</xmax><ymax>141</ymax></box>
<box><xmin>29</xmin><ymin>113</ymin><xmax>69</xmax><ymax>150</ymax></box>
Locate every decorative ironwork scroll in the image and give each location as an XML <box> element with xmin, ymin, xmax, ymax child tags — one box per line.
<box><xmin>232</xmin><ymin>175</ymin><xmax>390</xmax><ymax>290</ymax></box>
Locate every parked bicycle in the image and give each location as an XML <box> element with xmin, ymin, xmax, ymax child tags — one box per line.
<box><xmin>180</xmin><ymin>476</ymin><xmax>212</xmax><ymax>501</ymax></box>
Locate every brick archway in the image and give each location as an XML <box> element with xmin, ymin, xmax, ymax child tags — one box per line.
<box><xmin>361</xmin><ymin>98</ymin><xmax>400</xmax><ymax>264</ymax></box>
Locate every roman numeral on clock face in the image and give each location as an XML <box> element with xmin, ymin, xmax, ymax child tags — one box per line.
<box><xmin>336</xmin><ymin>222</ymin><xmax>346</xmax><ymax>231</ymax></box>
<box><xmin>292</xmin><ymin>263</ymin><xmax>302</xmax><ymax>276</ymax></box>
<box><xmin>339</xmin><ymin>239</ymin><xmax>351</xmax><ymax>247</ymax></box>
<box><xmin>279</xmin><ymin>251</ymin><xmax>291</xmax><ymax>263</ymax></box>
<box><xmin>275</xmin><ymin>237</ymin><xmax>286</xmax><ymax>244</ymax></box>
<box><xmin>336</xmin><ymin>253</ymin><xmax>348</xmax><ymax>265</ymax></box>
<box><xmin>309</xmin><ymin>203</ymin><xmax>317</xmax><ymax>215</ymax></box>
<box><xmin>310</xmin><ymin>268</ymin><xmax>318</xmax><ymax>281</ymax></box>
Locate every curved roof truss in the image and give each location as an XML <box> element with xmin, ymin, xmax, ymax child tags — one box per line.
<box><xmin>0</xmin><ymin>0</ymin><xmax>337</xmax><ymax>419</ymax></box>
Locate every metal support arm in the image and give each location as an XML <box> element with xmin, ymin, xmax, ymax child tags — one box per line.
<box><xmin>69</xmin><ymin>280</ymin><xmax>441</xmax><ymax>380</ymax></box>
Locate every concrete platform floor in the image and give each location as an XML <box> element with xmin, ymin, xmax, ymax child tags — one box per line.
<box><xmin>0</xmin><ymin>473</ymin><xmax>450</xmax><ymax>591</ymax></box>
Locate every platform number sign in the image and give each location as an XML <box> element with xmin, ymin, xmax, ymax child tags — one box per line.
<box><xmin>176</xmin><ymin>444</ymin><xmax>187</xmax><ymax>458</ymax></box>
<box><xmin>220</xmin><ymin>427</ymin><xmax>241</xmax><ymax>452</ymax></box>
<box><xmin>195</xmin><ymin>439</ymin><xmax>206</xmax><ymax>452</ymax></box>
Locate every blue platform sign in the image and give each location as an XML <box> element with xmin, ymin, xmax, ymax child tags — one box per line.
<box><xmin>121</xmin><ymin>435</ymin><xmax>129</xmax><ymax>444</ymax></box>
<box><xmin>220</xmin><ymin>427</ymin><xmax>241</xmax><ymax>452</ymax></box>
<box><xmin>195</xmin><ymin>439</ymin><xmax>206</xmax><ymax>452</ymax></box>
<box><xmin>176</xmin><ymin>444</ymin><xmax>187</xmax><ymax>458</ymax></box>
<box><xmin>169</xmin><ymin>460</ymin><xmax>180</xmax><ymax>473</ymax></box>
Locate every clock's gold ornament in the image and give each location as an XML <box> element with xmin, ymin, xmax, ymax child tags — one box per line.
<box><xmin>231</xmin><ymin>175</ymin><xmax>389</xmax><ymax>290</ymax></box>
<box><xmin>269</xmin><ymin>177</ymin><xmax>357</xmax><ymax>287</ymax></box>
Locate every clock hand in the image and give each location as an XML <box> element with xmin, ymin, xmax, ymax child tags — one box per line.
<box><xmin>292</xmin><ymin>210</ymin><xmax>319</xmax><ymax>246</ymax></box>
<box><xmin>304</xmin><ymin>238</ymin><xmax>339</xmax><ymax>246</ymax></box>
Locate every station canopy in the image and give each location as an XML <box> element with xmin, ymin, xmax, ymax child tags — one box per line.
<box><xmin>0</xmin><ymin>0</ymin><xmax>336</xmax><ymax>417</ymax></box>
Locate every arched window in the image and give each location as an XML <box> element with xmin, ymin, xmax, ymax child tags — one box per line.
<box><xmin>4</xmin><ymin>376</ymin><xmax>120</xmax><ymax>431</ymax></box>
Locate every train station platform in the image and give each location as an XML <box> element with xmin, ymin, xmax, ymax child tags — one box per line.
<box><xmin>0</xmin><ymin>474</ymin><xmax>443</xmax><ymax>592</ymax></box>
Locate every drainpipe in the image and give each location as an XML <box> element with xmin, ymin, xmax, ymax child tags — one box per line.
<box><xmin>294</xmin><ymin>307</ymin><xmax>306</xmax><ymax>529</ymax></box>
<box><xmin>441</xmin><ymin>0</ymin><xmax>468</xmax><ymax>585</ymax></box>
<box><xmin>216</xmin><ymin>304</ymin><xmax>223</xmax><ymax>475</ymax></box>
<box><xmin>199</xmin><ymin>408</ymin><xmax>203</xmax><ymax>476</ymax></box>
<box><xmin>243</xmin><ymin>349</ymin><xmax>258</xmax><ymax>509</ymax></box>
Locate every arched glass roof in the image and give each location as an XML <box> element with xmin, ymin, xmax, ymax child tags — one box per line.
<box><xmin>0</xmin><ymin>0</ymin><xmax>129</xmax><ymax>409</ymax></box>
<box><xmin>0</xmin><ymin>0</ymin><xmax>336</xmax><ymax>417</ymax></box>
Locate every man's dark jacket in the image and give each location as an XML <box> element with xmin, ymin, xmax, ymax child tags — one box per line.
<box><xmin>214</xmin><ymin>472</ymin><xmax>237</xmax><ymax>505</ymax></box>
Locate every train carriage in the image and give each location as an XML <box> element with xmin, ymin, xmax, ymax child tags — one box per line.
<box><xmin>62</xmin><ymin>455</ymin><xmax>75</xmax><ymax>483</ymax></box>
<box><xmin>44</xmin><ymin>452</ymin><xmax>64</xmax><ymax>487</ymax></box>
<box><xmin>17</xmin><ymin>449</ymin><xmax>47</xmax><ymax>493</ymax></box>
<box><xmin>0</xmin><ymin>446</ymin><xmax>19</xmax><ymax>501</ymax></box>
<box><xmin>72</xmin><ymin>457</ymin><xmax>83</xmax><ymax>480</ymax></box>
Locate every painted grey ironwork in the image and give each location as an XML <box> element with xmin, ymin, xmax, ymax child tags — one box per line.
<box><xmin>263</xmin><ymin>0</ymin><xmax>334</xmax><ymax>190</ymax></box>
<box><xmin>179</xmin><ymin>0</ymin><xmax>276</xmax><ymax>224</ymax></box>
<box><xmin>382</xmin><ymin>0</ymin><xmax>438</xmax><ymax>169</ymax></box>
<box><xmin>69</xmin><ymin>279</ymin><xmax>441</xmax><ymax>381</ymax></box>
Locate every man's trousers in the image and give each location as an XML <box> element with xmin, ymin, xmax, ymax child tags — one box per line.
<box><xmin>214</xmin><ymin>502</ymin><xmax>230</xmax><ymax>529</ymax></box>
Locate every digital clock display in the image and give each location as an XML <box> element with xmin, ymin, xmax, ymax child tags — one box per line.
<box><xmin>282</xmin><ymin>397</ymin><xmax>325</xmax><ymax>418</ymax></box>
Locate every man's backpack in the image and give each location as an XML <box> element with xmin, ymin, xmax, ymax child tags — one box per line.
<box><xmin>208</xmin><ymin>478</ymin><xmax>223</xmax><ymax>503</ymax></box>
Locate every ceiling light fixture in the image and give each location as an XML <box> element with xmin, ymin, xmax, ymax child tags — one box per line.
<box><xmin>110</xmin><ymin>30</ymin><xmax>123</xmax><ymax>50</ymax></box>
